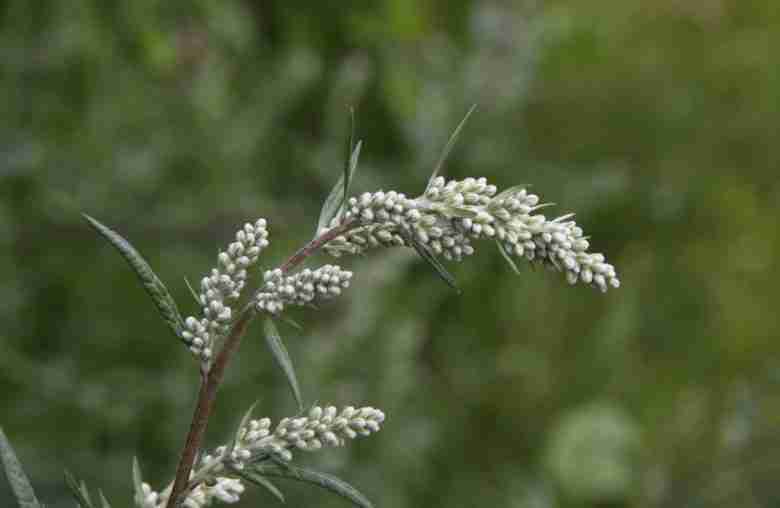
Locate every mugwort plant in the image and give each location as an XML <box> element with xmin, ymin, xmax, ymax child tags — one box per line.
<box><xmin>1</xmin><ymin>108</ymin><xmax>619</xmax><ymax>508</ymax></box>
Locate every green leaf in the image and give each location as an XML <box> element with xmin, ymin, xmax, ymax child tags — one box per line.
<box><xmin>234</xmin><ymin>470</ymin><xmax>285</xmax><ymax>503</ymax></box>
<box><xmin>316</xmin><ymin>140</ymin><xmax>363</xmax><ymax>236</ymax></box>
<box><xmin>253</xmin><ymin>464</ymin><xmax>373</xmax><ymax>508</ymax></box>
<box><xmin>496</xmin><ymin>240</ymin><xmax>521</xmax><ymax>275</ymax></box>
<box><xmin>403</xmin><ymin>233</ymin><xmax>460</xmax><ymax>294</ymax></box>
<box><xmin>0</xmin><ymin>427</ymin><xmax>42</xmax><ymax>508</ymax></box>
<box><xmin>83</xmin><ymin>214</ymin><xmax>185</xmax><ymax>341</ymax></box>
<box><xmin>341</xmin><ymin>108</ymin><xmax>357</xmax><ymax>217</ymax></box>
<box><xmin>98</xmin><ymin>490</ymin><xmax>113</xmax><ymax>508</ymax></box>
<box><xmin>64</xmin><ymin>470</ymin><xmax>94</xmax><ymax>508</ymax></box>
<box><xmin>426</xmin><ymin>104</ymin><xmax>477</xmax><ymax>191</ymax></box>
<box><xmin>184</xmin><ymin>277</ymin><xmax>201</xmax><ymax>304</ymax></box>
<box><xmin>132</xmin><ymin>457</ymin><xmax>144</xmax><ymax>504</ymax></box>
<box><xmin>279</xmin><ymin>315</ymin><xmax>303</xmax><ymax>331</ymax></box>
<box><xmin>263</xmin><ymin>318</ymin><xmax>303</xmax><ymax>411</ymax></box>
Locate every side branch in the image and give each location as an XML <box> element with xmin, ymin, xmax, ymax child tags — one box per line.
<box><xmin>165</xmin><ymin>218</ymin><xmax>359</xmax><ymax>508</ymax></box>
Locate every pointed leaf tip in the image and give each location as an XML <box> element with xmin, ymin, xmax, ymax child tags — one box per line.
<box><xmin>426</xmin><ymin>104</ymin><xmax>477</xmax><ymax>191</ymax></box>
<box><xmin>0</xmin><ymin>428</ymin><xmax>42</xmax><ymax>508</ymax></box>
<box><xmin>83</xmin><ymin>214</ymin><xmax>185</xmax><ymax>342</ymax></box>
<box><xmin>316</xmin><ymin>113</ymin><xmax>363</xmax><ymax>237</ymax></box>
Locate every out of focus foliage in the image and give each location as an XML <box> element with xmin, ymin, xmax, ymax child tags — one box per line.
<box><xmin>1</xmin><ymin>1</ymin><xmax>779</xmax><ymax>507</ymax></box>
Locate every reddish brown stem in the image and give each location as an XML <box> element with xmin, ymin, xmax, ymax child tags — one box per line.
<box><xmin>164</xmin><ymin>219</ymin><xmax>357</xmax><ymax>508</ymax></box>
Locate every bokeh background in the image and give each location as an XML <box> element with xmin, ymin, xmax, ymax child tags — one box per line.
<box><xmin>2</xmin><ymin>1</ymin><xmax>779</xmax><ymax>507</ymax></box>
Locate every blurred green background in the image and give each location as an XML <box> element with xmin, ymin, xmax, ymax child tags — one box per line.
<box><xmin>1</xmin><ymin>1</ymin><xmax>779</xmax><ymax>507</ymax></box>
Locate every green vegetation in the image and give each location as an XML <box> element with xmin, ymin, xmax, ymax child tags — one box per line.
<box><xmin>1</xmin><ymin>1</ymin><xmax>778</xmax><ymax>506</ymax></box>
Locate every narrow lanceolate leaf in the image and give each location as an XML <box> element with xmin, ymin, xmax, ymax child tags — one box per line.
<box><xmin>234</xmin><ymin>470</ymin><xmax>285</xmax><ymax>504</ymax></box>
<box><xmin>496</xmin><ymin>240</ymin><xmax>521</xmax><ymax>275</ymax></box>
<box><xmin>131</xmin><ymin>457</ymin><xmax>144</xmax><ymax>504</ymax></box>
<box><xmin>0</xmin><ymin>428</ymin><xmax>42</xmax><ymax>508</ymax></box>
<box><xmin>263</xmin><ymin>318</ymin><xmax>303</xmax><ymax>411</ymax></box>
<box><xmin>253</xmin><ymin>464</ymin><xmax>373</xmax><ymax>508</ymax></box>
<box><xmin>83</xmin><ymin>214</ymin><xmax>185</xmax><ymax>341</ymax></box>
<box><xmin>341</xmin><ymin>108</ymin><xmax>357</xmax><ymax>217</ymax></box>
<box><xmin>426</xmin><ymin>104</ymin><xmax>477</xmax><ymax>192</ymax></box>
<box><xmin>405</xmin><ymin>234</ymin><xmax>460</xmax><ymax>294</ymax></box>
<box><xmin>98</xmin><ymin>490</ymin><xmax>113</xmax><ymax>508</ymax></box>
<box><xmin>316</xmin><ymin>140</ymin><xmax>363</xmax><ymax>236</ymax></box>
<box><xmin>64</xmin><ymin>470</ymin><xmax>94</xmax><ymax>508</ymax></box>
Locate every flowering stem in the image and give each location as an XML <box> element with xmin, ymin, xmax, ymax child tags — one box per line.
<box><xmin>165</xmin><ymin>219</ymin><xmax>358</xmax><ymax>508</ymax></box>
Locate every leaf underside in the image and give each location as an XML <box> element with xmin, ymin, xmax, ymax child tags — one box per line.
<box><xmin>263</xmin><ymin>318</ymin><xmax>304</xmax><ymax>411</ymax></box>
<box><xmin>0</xmin><ymin>428</ymin><xmax>42</xmax><ymax>508</ymax></box>
<box><xmin>83</xmin><ymin>214</ymin><xmax>185</xmax><ymax>341</ymax></box>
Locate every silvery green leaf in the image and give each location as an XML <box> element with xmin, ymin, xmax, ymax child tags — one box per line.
<box><xmin>316</xmin><ymin>140</ymin><xmax>363</xmax><ymax>236</ymax></box>
<box><xmin>131</xmin><ymin>457</ymin><xmax>144</xmax><ymax>505</ymax></box>
<box><xmin>0</xmin><ymin>427</ymin><xmax>42</xmax><ymax>508</ymax></box>
<box><xmin>64</xmin><ymin>470</ymin><xmax>93</xmax><ymax>508</ymax></box>
<box><xmin>496</xmin><ymin>240</ymin><xmax>521</xmax><ymax>275</ymax></box>
<box><xmin>234</xmin><ymin>470</ymin><xmax>285</xmax><ymax>503</ymax></box>
<box><xmin>263</xmin><ymin>318</ymin><xmax>303</xmax><ymax>411</ymax></box>
<box><xmin>404</xmin><ymin>233</ymin><xmax>460</xmax><ymax>294</ymax></box>
<box><xmin>253</xmin><ymin>464</ymin><xmax>373</xmax><ymax>508</ymax></box>
<box><xmin>83</xmin><ymin>214</ymin><xmax>185</xmax><ymax>341</ymax></box>
<box><xmin>98</xmin><ymin>490</ymin><xmax>112</xmax><ymax>508</ymax></box>
<box><xmin>426</xmin><ymin>104</ymin><xmax>477</xmax><ymax>192</ymax></box>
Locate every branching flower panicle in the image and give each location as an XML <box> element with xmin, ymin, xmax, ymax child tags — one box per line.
<box><xmin>321</xmin><ymin>176</ymin><xmax>620</xmax><ymax>291</ymax></box>
<box><xmin>67</xmin><ymin>113</ymin><xmax>622</xmax><ymax>508</ymax></box>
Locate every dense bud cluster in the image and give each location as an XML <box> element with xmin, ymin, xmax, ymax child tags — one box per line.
<box><xmin>137</xmin><ymin>477</ymin><xmax>245</xmax><ymax>508</ymax></box>
<box><xmin>217</xmin><ymin>405</ymin><xmax>386</xmax><ymax>467</ymax></box>
<box><xmin>134</xmin><ymin>404</ymin><xmax>384</xmax><ymax>508</ymax></box>
<box><xmin>255</xmin><ymin>265</ymin><xmax>353</xmax><ymax>315</ymax></box>
<box><xmin>321</xmin><ymin>177</ymin><xmax>620</xmax><ymax>291</ymax></box>
<box><xmin>182</xmin><ymin>219</ymin><xmax>269</xmax><ymax>362</ymax></box>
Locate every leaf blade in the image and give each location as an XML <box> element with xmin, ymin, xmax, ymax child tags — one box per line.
<box><xmin>132</xmin><ymin>457</ymin><xmax>144</xmax><ymax>506</ymax></box>
<box><xmin>253</xmin><ymin>464</ymin><xmax>373</xmax><ymax>508</ymax></box>
<box><xmin>403</xmin><ymin>232</ymin><xmax>460</xmax><ymax>294</ymax></box>
<box><xmin>83</xmin><ymin>214</ymin><xmax>184</xmax><ymax>341</ymax></box>
<box><xmin>496</xmin><ymin>240</ymin><xmax>522</xmax><ymax>275</ymax></box>
<box><xmin>263</xmin><ymin>318</ymin><xmax>303</xmax><ymax>411</ymax></box>
<box><xmin>0</xmin><ymin>427</ymin><xmax>42</xmax><ymax>508</ymax></box>
<box><xmin>64</xmin><ymin>470</ymin><xmax>93</xmax><ymax>508</ymax></box>
<box><xmin>316</xmin><ymin>140</ymin><xmax>363</xmax><ymax>236</ymax></box>
<box><xmin>234</xmin><ymin>470</ymin><xmax>285</xmax><ymax>504</ymax></box>
<box><xmin>426</xmin><ymin>104</ymin><xmax>477</xmax><ymax>191</ymax></box>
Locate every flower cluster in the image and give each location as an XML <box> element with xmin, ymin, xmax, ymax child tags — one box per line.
<box><xmin>255</xmin><ymin>265</ymin><xmax>353</xmax><ymax>315</ymax></box>
<box><xmin>136</xmin><ymin>477</ymin><xmax>245</xmax><ymax>508</ymax></box>
<box><xmin>321</xmin><ymin>177</ymin><xmax>620</xmax><ymax>291</ymax></box>
<box><xmin>134</xmin><ymin>405</ymin><xmax>385</xmax><ymax>508</ymax></box>
<box><xmin>181</xmin><ymin>219</ymin><xmax>270</xmax><ymax>361</ymax></box>
<box><xmin>216</xmin><ymin>405</ymin><xmax>386</xmax><ymax>468</ymax></box>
